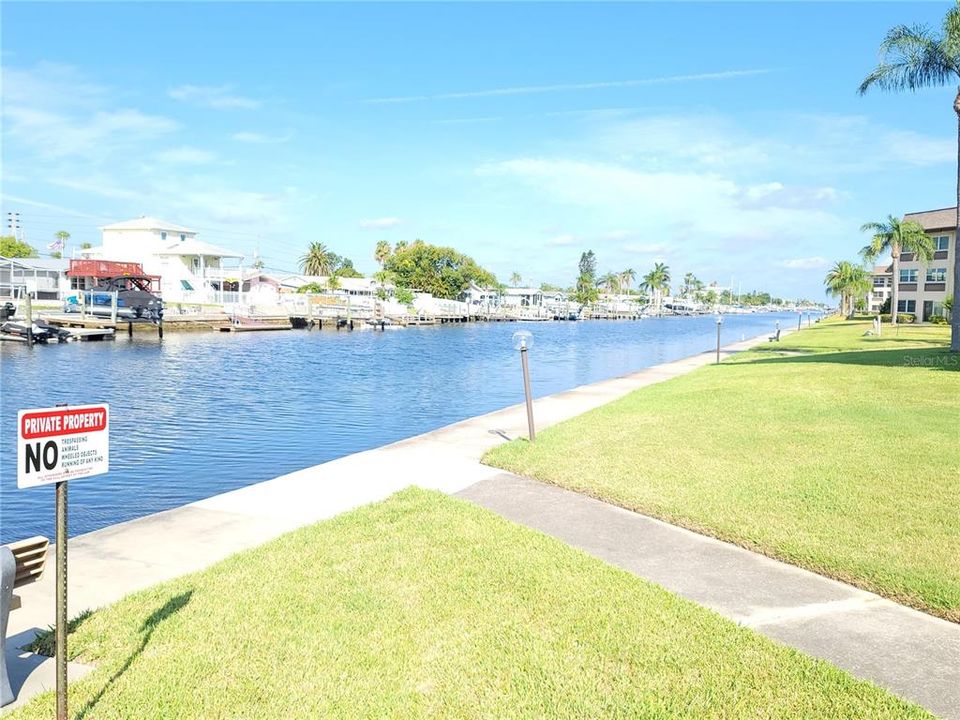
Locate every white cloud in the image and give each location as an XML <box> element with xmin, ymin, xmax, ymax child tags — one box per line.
<box><xmin>622</xmin><ymin>243</ymin><xmax>668</xmax><ymax>254</ymax></box>
<box><xmin>231</xmin><ymin>131</ymin><xmax>292</xmax><ymax>144</ymax></box>
<box><xmin>4</xmin><ymin>106</ymin><xmax>179</xmax><ymax>159</ymax></box>
<box><xmin>359</xmin><ymin>217</ymin><xmax>403</xmax><ymax>230</ymax></box>
<box><xmin>545</xmin><ymin>234</ymin><xmax>578</xmax><ymax>246</ymax></box>
<box><xmin>778</xmin><ymin>257</ymin><xmax>830</xmax><ymax>270</ymax></box>
<box><xmin>367</xmin><ymin>69</ymin><xmax>771</xmax><ymax>104</ymax></box>
<box><xmin>168</xmin><ymin>84</ymin><xmax>261</xmax><ymax>110</ymax></box>
<box><xmin>155</xmin><ymin>146</ymin><xmax>217</xmax><ymax>165</ymax></box>
<box><xmin>738</xmin><ymin>182</ymin><xmax>839</xmax><ymax>210</ymax></box>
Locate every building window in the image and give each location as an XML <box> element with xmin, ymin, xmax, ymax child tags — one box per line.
<box><xmin>897</xmin><ymin>299</ymin><xmax>917</xmax><ymax>313</ymax></box>
<box><xmin>70</xmin><ymin>277</ymin><xmax>88</xmax><ymax>290</ymax></box>
<box><xmin>926</xmin><ymin>267</ymin><xmax>947</xmax><ymax>282</ymax></box>
<box><xmin>932</xmin><ymin>235</ymin><xmax>950</xmax><ymax>251</ymax></box>
<box><xmin>161</xmin><ymin>231</ymin><xmax>167</xmax><ymax>240</ymax></box>
<box><xmin>899</xmin><ymin>269</ymin><xmax>918</xmax><ymax>283</ymax></box>
<box><xmin>181</xmin><ymin>280</ymin><xmax>194</xmax><ymax>291</ymax></box>
<box><xmin>873</xmin><ymin>276</ymin><xmax>887</xmax><ymax>287</ymax></box>
<box><xmin>180</xmin><ymin>233</ymin><xmax>186</xmax><ymax>242</ymax></box>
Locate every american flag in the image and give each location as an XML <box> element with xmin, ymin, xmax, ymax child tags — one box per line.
<box><xmin>47</xmin><ymin>237</ymin><xmax>64</xmax><ymax>251</ymax></box>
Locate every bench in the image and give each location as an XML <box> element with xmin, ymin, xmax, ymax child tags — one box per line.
<box><xmin>7</xmin><ymin>536</ymin><xmax>49</xmax><ymax>610</ymax></box>
<box><xmin>768</xmin><ymin>328</ymin><xmax>781</xmax><ymax>342</ymax></box>
<box><xmin>2</xmin><ymin>536</ymin><xmax>49</xmax><ymax>706</ymax></box>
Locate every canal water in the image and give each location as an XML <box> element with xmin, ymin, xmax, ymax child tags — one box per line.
<box><xmin>1</xmin><ymin>313</ymin><xmax>803</xmax><ymax>542</ymax></box>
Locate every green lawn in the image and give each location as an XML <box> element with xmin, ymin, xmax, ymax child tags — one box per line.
<box><xmin>10</xmin><ymin>489</ymin><xmax>928</xmax><ymax>719</ymax></box>
<box><xmin>485</xmin><ymin>319</ymin><xmax>960</xmax><ymax>622</ymax></box>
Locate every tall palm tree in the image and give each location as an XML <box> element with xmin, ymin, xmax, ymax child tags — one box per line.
<box><xmin>619</xmin><ymin>268</ymin><xmax>636</xmax><ymax>294</ymax></box>
<box><xmin>860</xmin><ymin>3</ymin><xmax>960</xmax><ymax>349</ymax></box>
<box><xmin>824</xmin><ymin>261</ymin><xmax>871</xmax><ymax>318</ymax></box>
<box><xmin>860</xmin><ymin>216</ymin><xmax>934</xmax><ymax>323</ymax></box>
<box><xmin>682</xmin><ymin>272</ymin><xmax>698</xmax><ymax>297</ymax></box>
<box><xmin>300</xmin><ymin>242</ymin><xmax>334</xmax><ymax>276</ymax></box>
<box><xmin>640</xmin><ymin>262</ymin><xmax>671</xmax><ymax>315</ymax></box>
<box><xmin>510</xmin><ymin>271</ymin><xmax>522</xmax><ymax>287</ymax></box>
<box><xmin>374</xmin><ymin>240</ymin><xmax>392</xmax><ymax>268</ymax></box>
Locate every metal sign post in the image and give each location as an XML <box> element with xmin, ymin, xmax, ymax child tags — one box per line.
<box><xmin>55</xmin><ymin>480</ymin><xmax>67</xmax><ymax>720</ymax></box>
<box><xmin>17</xmin><ymin>404</ymin><xmax>109</xmax><ymax>718</ymax></box>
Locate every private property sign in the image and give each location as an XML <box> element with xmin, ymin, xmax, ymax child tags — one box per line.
<box><xmin>17</xmin><ymin>404</ymin><xmax>110</xmax><ymax>488</ymax></box>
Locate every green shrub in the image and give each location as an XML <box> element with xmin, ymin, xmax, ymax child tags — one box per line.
<box><xmin>930</xmin><ymin>315</ymin><xmax>948</xmax><ymax>325</ymax></box>
<box><xmin>879</xmin><ymin>314</ymin><xmax>891</xmax><ymax>323</ymax></box>
<box><xmin>898</xmin><ymin>313</ymin><xmax>916</xmax><ymax>324</ymax></box>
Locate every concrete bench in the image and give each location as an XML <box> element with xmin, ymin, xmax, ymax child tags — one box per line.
<box><xmin>2</xmin><ymin>536</ymin><xmax>49</xmax><ymax>706</ymax></box>
<box><xmin>7</xmin><ymin>536</ymin><xmax>49</xmax><ymax>610</ymax></box>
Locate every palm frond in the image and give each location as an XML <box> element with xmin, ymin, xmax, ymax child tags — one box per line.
<box><xmin>859</xmin><ymin>23</ymin><xmax>957</xmax><ymax>94</ymax></box>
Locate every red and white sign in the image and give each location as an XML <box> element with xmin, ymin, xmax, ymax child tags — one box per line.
<box><xmin>17</xmin><ymin>404</ymin><xmax>110</xmax><ymax>489</ymax></box>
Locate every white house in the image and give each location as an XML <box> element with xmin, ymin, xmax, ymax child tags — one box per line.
<box><xmin>0</xmin><ymin>256</ymin><xmax>70</xmax><ymax>300</ymax></box>
<box><xmin>80</xmin><ymin>216</ymin><xmax>245</xmax><ymax>305</ymax></box>
<box><xmin>502</xmin><ymin>287</ymin><xmax>543</xmax><ymax>307</ymax></box>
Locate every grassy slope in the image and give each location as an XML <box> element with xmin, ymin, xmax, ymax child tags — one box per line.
<box><xmin>10</xmin><ymin>489</ymin><xmax>928</xmax><ymax>719</ymax></box>
<box><xmin>486</xmin><ymin>320</ymin><xmax>960</xmax><ymax>621</ymax></box>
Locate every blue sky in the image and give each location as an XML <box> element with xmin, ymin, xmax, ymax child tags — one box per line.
<box><xmin>1</xmin><ymin>2</ymin><xmax>956</xmax><ymax>299</ymax></box>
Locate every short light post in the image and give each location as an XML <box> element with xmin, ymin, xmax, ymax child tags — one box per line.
<box><xmin>715</xmin><ymin>315</ymin><xmax>723</xmax><ymax>364</ymax></box>
<box><xmin>797</xmin><ymin>310</ymin><xmax>802</xmax><ymax>331</ymax></box>
<box><xmin>512</xmin><ymin>330</ymin><xmax>536</xmax><ymax>441</ymax></box>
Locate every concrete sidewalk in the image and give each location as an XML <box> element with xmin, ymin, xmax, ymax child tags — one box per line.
<box><xmin>458</xmin><ymin>473</ymin><xmax>959</xmax><ymax>720</ymax></box>
<box><xmin>11</xmin><ymin>324</ymin><xmax>957</xmax><ymax>718</ymax></box>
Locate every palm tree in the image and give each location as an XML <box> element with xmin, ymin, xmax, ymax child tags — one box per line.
<box><xmin>510</xmin><ymin>271</ymin><xmax>522</xmax><ymax>287</ymax></box>
<box><xmin>640</xmin><ymin>262</ymin><xmax>671</xmax><ymax>315</ymax></box>
<box><xmin>619</xmin><ymin>268</ymin><xmax>636</xmax><ymax>294</ymax></box>
<box><xmin>374</xmin><ymin>240</ymin><xmax>392</xmax><ymax>268</ymax></box>
<box><xmin>394</xmin><ymin>240</ymin><xmax>408</xmax><ymax>253</ymax></box>
<box><xmin>597</xmin><ymin>272</ymin><xmax>621</xmax><ymax>293</ymax></box>
<box><xmin>860</xmin><ymin>215</ymin><xmax>934</xmax><ymax>324</ymax></box>
<box><xmin>325</xmin><ymin>274</ymin><xmax>341</xmax><ymax>292</ymax></box>
<box><xmin>300</xmin><ymin>242</ymin><xmax>334</xmax><ymax>276</ymax></box>
<box><xmin>824</xmin><ymin>261</ymin><xmax>871</xmax><ymax>318</ymax></box>
<box><xmin>860</xmin><ymin>3</ymin><xmax>960</xmax><ymax>348</ymax></box>
<box><xmin>682</xmin><ymin>272</ymin><xmax>698</xmax><ymax>297</ymax></box>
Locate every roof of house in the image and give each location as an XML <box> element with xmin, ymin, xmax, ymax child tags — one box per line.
<box><xmin>157</xmin><ymin>239</ymin><xmax>243</xmax><ymax>259</ymax></box>
<box><xmin>0</xmin><ymin>255</ymin><xmax>70</xmax><ymax>271</ymax></box>
<box><xmin>504</xmin><ymin>287</ymin><xmax>542</xmax><ymax>295</ymax></box>
<box><xmin>101</xmin><ymin>216</ymin><xmax>195</xmax><ymax>233</ymax></box>
<box><xmin>872</xmin><ymin>264</ymin><xmax>893</xmax><ymax>275</ymax></box>
<box><xmin>902</xmin><ymin>207</ymin><xmax>957</xmax><ymax>231</ymax></box>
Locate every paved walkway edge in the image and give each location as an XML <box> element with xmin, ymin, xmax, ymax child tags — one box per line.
<box><xmin>456</xmin><ymin>473</ymin><xmax>958</xmax><ymax>720</ymax></box>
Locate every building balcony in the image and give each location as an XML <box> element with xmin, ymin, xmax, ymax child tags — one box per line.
<box><xmin>898</xmin><ymin>283</ymin><xmax>918</xmax><ymax>291</ymax></box>
<box><xmin>924</xmin><ymin>282</ymin><xmax>947</xmax><ymax>292</ymax></box>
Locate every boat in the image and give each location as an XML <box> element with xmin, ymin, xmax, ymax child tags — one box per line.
<box><xmin>1</xmin><ymin>319</ymin><xmax>71</xmax><ymax>344</ymax></box>
<box><xmin>64</xmin><ymin>276</ymin><xmax>163</xmax><ymax>322</ymax></box>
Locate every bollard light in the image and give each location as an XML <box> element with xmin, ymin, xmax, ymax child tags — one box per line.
<box><xmin>512</xmin><ymin>330</ymin><xmax>536</xmax><ymax>441</ymax></box>
<box><xmin>715</xmin><ymin>315</ymin><xmax>723</xmax><ymax>364</ymax></box>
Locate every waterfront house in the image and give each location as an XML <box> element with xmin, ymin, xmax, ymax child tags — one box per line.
<box><xmin>867</xmin><ymin>264</ymin><xmax>893</xmax><ymax>314</ymax></box>
<box><xmin>898</xmin><ymin>207</ymin><xmax>956</xmax><ymax>321</ymax></box>
<box><xmin>0</xmin><ymin>256</ymin><xmax>69</xmax><ymax>300</ymax></box>
<box><xmin>80</xmin><ymin>217</ymin><xmax>245</xmax><ymax>305</ymax></box>
<box><xmin>502</xmin><ymin>287</ymin><xmax>543</xmax><ymax>308</ymax></box>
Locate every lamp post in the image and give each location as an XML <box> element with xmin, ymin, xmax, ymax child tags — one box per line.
<box><xmin>715</xmin><ymin>315</ymin><xmax>723</xmax><ymax>364</ymax></box>
<box><xmin>797</xmin><ymin>310</ymin><xmax>802</xmax><ymax>332</ymax></box>
<box><xmin>512</xmin><ymin>330</ymin><xmax>536</xmax><ymax>441</ymax></box>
